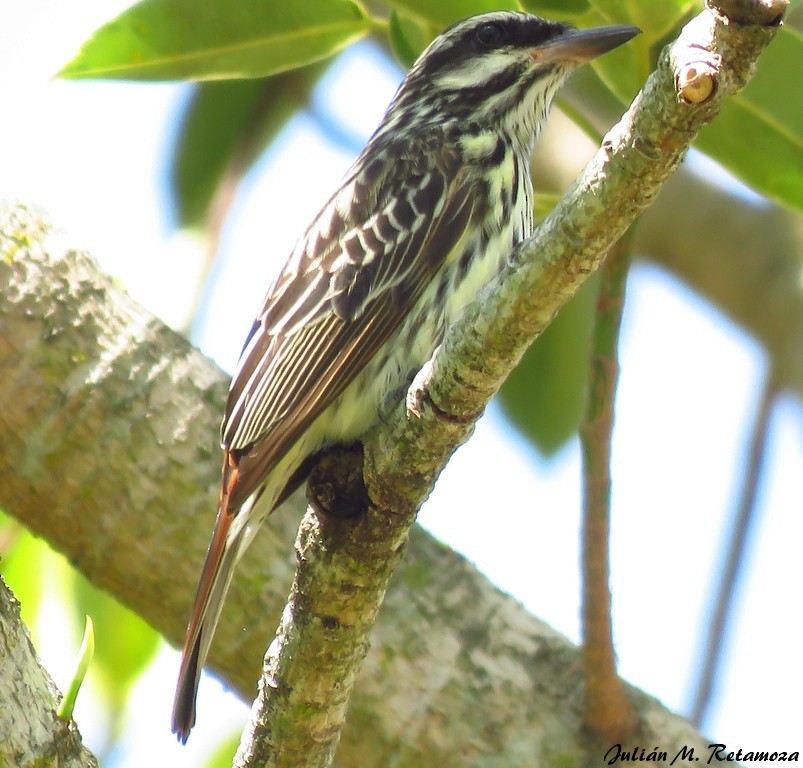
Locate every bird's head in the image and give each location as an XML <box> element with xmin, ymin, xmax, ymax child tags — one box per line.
<box><xmin>382</xmin><ymin>12</ymin><xmax>640</xmax><ymax>141</ymax></box>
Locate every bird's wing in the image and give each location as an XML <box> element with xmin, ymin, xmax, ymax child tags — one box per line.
<box><xmin>221</xmin><ymin>142</ymin><xmax>476</xmax><ymax>510</ymax></box>
<box><xmin>172</xmin><ymin>142</ymin><xmax>479</xmax><ymax>740</ymax></box>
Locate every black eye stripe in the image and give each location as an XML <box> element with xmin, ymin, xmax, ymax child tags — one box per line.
<box><xmin>411</xmin><ymin>15</ymin><xmax>573</xmax><ymax>82</ymax></box>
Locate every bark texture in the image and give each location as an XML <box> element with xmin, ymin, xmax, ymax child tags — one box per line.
<box><xmin>0</xmin><ymin>0</ymin><xmax>790</xmax><ymax>764</ymax></box>
<box><xmin>0</xmin><ymin>577</ymin><xmax>99</xmax><ymax>768</ymax></box>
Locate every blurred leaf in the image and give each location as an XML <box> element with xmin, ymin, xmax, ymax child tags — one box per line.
<box><xmin>60</xmin><ymin>0</ymin><xmax>370</xmax><ymax>81</ymax></box>
<box><xmin>204</xmin><ymin>731</ymin><xmax>242</xmax><ymax>768</ymax></box>
<box><xmin>498</xmin><ymin>274</ymin><xmax>599</xmax><ymax>454</ymax></box>
<box><xmin>579</xmin><ymin>1</ymin><xmax>695</xmax><ymax>103</ymax></box>
<box><xmin>533</xmin><ymin>191</ymin><xmax>561</xmax><ymax>220</ymax></box>
<box><xmin>693</xmin><ymin>24</ymin><xmax>803</xmax><ymax>212</ymax></box>
<box><xmin>172</xmin><ymin>63</ymin><xmax>327</xmax><ymax>228</ymax></box>
<box><xmin>389</xmin><ymin>11</ymin><xmax>429</xmax><ymax>68</ymax></box>
<box><xmin>580</xmin><ymin>2</ymin><xmax>803</xmax><ymax>210</ymax></box>
<box><xmin>0</xmin><ymin>516</ymin><xmax>46</xmax><ymax>633</ymax></box>
<box><xmin>72</xmin><ymin>571</ymin><xmax>159</xmax><ymax>713</ymax></box>
<box><xmin>556</xmin><ymin>57</ymin><xmax>633</xmax><ymax>145</ymax></box>
<box><xmin>586</xmin><ymin>0</ymin><xmax>697</xmax><ymax>41</ymax></box>
<box><xmin>519</xmin><ymin>0</ymin><xmax>591</xmax><ymax>17</ymax></box>
<box><xmin>384</xmin><ymin>0</ymin><xmax>511</xmax><ymax>28</ymax></box>
<box><xmin>1</xmin><ymin>519</ymin><xmax>158</xmax><ymax>740</ymax></box>
<box><xmin>589</xmin><ymin>37</ymin><xmax>646</xmax><ymax>106</ymax></box>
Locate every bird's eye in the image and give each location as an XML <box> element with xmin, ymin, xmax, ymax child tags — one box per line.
<box><xmin>475</xmin><ymin>22</ymin><xmax>505</xmax><ymax>48</ymax></box>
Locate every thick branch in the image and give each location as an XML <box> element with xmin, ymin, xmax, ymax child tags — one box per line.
<box><xmin>0</xmin><ymin>0</ymin><xmax>784</xmax><ymax>764</ymax></box>
<box><xmin>0</xmin><ymin>213</ymin><xmax>705</xmax><ymax>765</ymax></box>
<box><xmin>236</xmin><ymin>0</ymin><xmax>784</xmax><ymax>763</ymax></box>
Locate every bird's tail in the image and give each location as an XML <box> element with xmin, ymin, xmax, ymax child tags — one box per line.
<box><xmin>171</xmin><ymin>456</ymin><xmax>258</xmax><ymax>743</ymax></box>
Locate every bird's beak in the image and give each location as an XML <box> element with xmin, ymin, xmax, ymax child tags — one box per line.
<box><xmin>531</xmin><ymin>24</ymin><xmax>641</xmax><ymax>66</ymax></box>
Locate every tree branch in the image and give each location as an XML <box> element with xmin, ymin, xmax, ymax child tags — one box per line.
<box><xmin>580</xmin><ymin>229</ymin><xmax>636</xmax><ymax>742</ymax></box>
<box><xmin>237</xmin><ymin>0</ymin><xmax>785</xmax><ymax>763</ymax></box>
<box><xmin>0</xmin><ymin>210</ymin><xmax>699</xmax><ymax>766</ymax></box>
<box><xmin>554</xmin><ymin>63</ymin><xmax>803</xmax><ymax>401</ymax></box>
<box><xmin>535</xmin><ymin>125</ymin><xmax>803</xmax><ymax>399</ymax></box>
<box><xmin>0</xmin><ymin>0</ymin><xmax>785</xmax><ymax>764</ymax></box>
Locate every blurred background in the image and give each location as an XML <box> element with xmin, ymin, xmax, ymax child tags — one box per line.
<box><xmin>1</xmin><ymin>1</ymin><xmax>801</xmax><ymax>766</ymax></box>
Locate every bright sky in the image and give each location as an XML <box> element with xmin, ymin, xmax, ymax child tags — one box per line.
<box><xmin>2</xmin><ymin>3</ymin><xmax>801</xmax><ymax>766</ymax></box>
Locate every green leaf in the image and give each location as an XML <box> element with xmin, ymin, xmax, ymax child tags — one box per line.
<box><xmin>693</xmin><ymin>24</ymin><xmax>803</xmax><ymax>212</ymax></box>
<box><xmin>71</xmin><ymin>572</ymin><xmax>159</xmax><ymax>715</ymax></box>
<box><xmin>589</xmin><ymin>37</ymin><xmax>647</xmax><ymax>105</ymax></box>
<box><xmin>60</xmin><ymin>0</ymin><xmax>370</xmax><ymax>81</ymax></box>
<box><xmin>171</xmin><ymin>63</ymin><xmax>327</xmax><ymax>227</ymax></box>
<box><xmin>579</xmin><ymin>1</ymin><xmax>695</xmax><ymax>103</ymax></box>
<box><xmin>578</xmin><ymin>2</ymin><xmax>803</xmax><ymax>209</ymax></box>
<box><xmin>586</xmin><ymin>0</ymin><xmax>696</xmax><ymax>42</ymax></box>
<box><xmin>497</xmin><ymin>274</ymin><xmax>598</xmax><ymax>455</ymax></box>
<box><xmin>533</xmin><ymin>191</ymin><xmax>562</xmax><ymax>220</ymax></box>
<box><xmin>0</xmin><ymin>517</ymin><xmax>46</xmax><ymax>633</ymax></box>
<box><xmin>389</xmin><ymin>11</ymin><xmax>429</xmax><ymax>68</ymax></box>
<box><xmin>384</xmin><ymin>0</ymin><xmax>512</xmax><ymax>28</ymax></box>
<box><xmin>57</xmin><ymin>616</ymin><xmax>95</xmax><ymax>721</ymax></box>
<box><xmin>519</xmin><ymin>0</ymin><xmax>591</xmax><ymax>17</ymax></box>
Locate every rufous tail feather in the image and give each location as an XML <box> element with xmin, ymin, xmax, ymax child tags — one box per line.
<box><xmin>172</xmin><ymin>455</ymin><xmax>251</xmax><ymax>742</ymax></box>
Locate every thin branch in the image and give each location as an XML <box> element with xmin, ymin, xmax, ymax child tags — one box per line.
<box><xmin>579</xmin><ymin>228</ymin><xmax>636</xmax><ymax>742</ymax></box>
<box><xmin>410</xmin><ymin>0</ymin><xmax>784</xmax><ymax>428</ymax></box>
<box><xmin>689</xmin><ymin>375</ymin><xmax>777</xmax><ymax>728</ymax></box>
<box><xmin>232</xmin><ymin>446</ymin><xmax>413</xmax><ymax>767</ymax></box>
<box><xmin>0</xmin><ymin>205</ymin><xmax>711</xmax><ymax>768</ymax></box>
<box><xmin>235</xmin><ymin>2</ymin><xmax>786</xmax><ymax>763</ymax></box>
<box><xmin>0</xmin><ymin>0</ymin><xmax>786</xmax><ymax>764</ymax></box>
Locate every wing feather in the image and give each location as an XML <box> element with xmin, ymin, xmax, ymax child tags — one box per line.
<box><xmin>222</xmin><ymin>143</ymin><xmax>475</xmax><ymax>510</ymax></box>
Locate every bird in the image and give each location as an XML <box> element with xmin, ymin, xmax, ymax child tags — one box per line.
<box><xmin>172</xmin><ymin>10</ymin><xmax>640</xmax><ymax>741</ymax></box>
